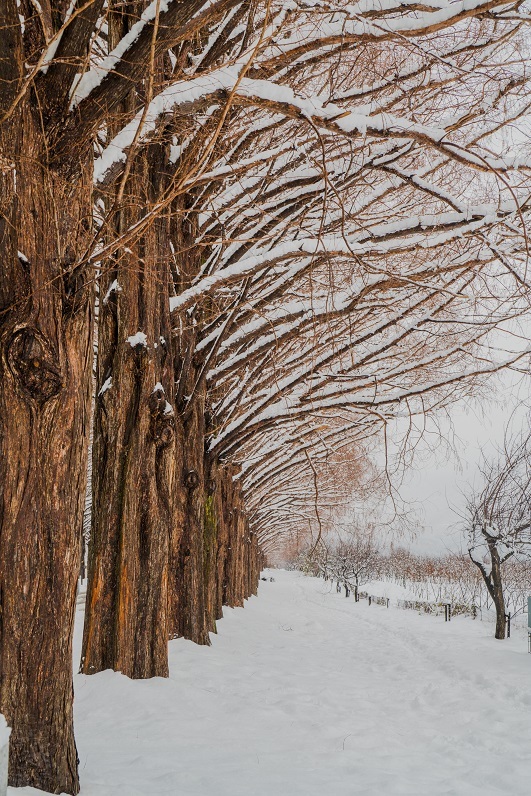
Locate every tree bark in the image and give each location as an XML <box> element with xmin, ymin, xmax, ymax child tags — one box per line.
<box><xmin>488</xmin><ymin>544</ymin><xmax>507</xmax><ymax>640</ymax></box>
<box><xmin>168</xmin><ymin>203</ymin><xmax>210</xmax><ymax>644</ymax></box>
<box><xmin>204</xmin><ymin>458</ymin><xmax>220</xmax><ymax>633</ymax></box>
<box><xmin>222</xmin><ymin>470</ymin><xmax>238</xmax><ymax>608</ymax></box>
<box><xmin>214</xmin><ymin>464</ymin><xmax>235</xmax><ymax>618</ymax></box>
<box><xmin>469</xmin><ymin>538</ymin><xmax>508</xmax><ymax>640</ymax></box>
<box><xmin>81</xmin><ymin>152</ymin><xmax>176</xmax><ymax>678</ymax></box>
<box><xmin>169</xmin><ymin>383</ymin><xmax>211</xmax><ymax>645</ymax></box>
<box><xmin>0</xmin><ymin>101</ymin><xmax>94</xmax><ymax>793</ymax></box>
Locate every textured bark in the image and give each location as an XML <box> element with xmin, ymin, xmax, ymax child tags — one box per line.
<box><xmin>232</xmin><ymin>508</ymin><xmax>244</xmax><ymax>607</ymax></box>
<box><xmin>170</xmin><ymin>384</ymin><xmax>210</xmax><ymax>644</ymax></box>
<box><xmin>488</xmin><ymin>544</ymin><xmax>507</xmax><ymax>640</ymax></box>
<box><xmin>233</xmin><ymin>498</ymin><xmax>246</xmax><ymax>607</ymax></box>
<box><xmin>203</xmin><ymin>461</ymin><xmax>261</xmax><ymax>621</ymax></box>
<box><xmin>168</xmin><ymin>418</ymin><xmax>186</xmax><ymax>636</ymax></box>
<box><xmin>168</xmin><ymin>432</ymin><xmax>260</xmax><ymax>640</ymax></box>
<box><xmin>168</xmin><ymin>203</ymin><xmax>210</xmax><ymax>644</ymax></box>
<box><xmin>0</xmin><ymin>100</ymin><xmax>93</xmax><ymax>793</ymax></box>
<box><xmin>225</xmin><ymin>476</ymin><xmax>260</xmax><ymax>605</ymax></box>
<box><xmin>203</xmin><ymin>461</ymin><xmax>219</xmax><ymax>634</ymax></box>
<box><xmin>469</xmin><ymin>536</ymin><xmax>508</xmax><ymax>640</ymax></box>
<box><xmin>82</xmin><ymin>151</ymin><xmax>176</xmax><ymax>678</ymax></box>
<box><xmin>250</xmin><ymin>533</ymin><xmax>260</xmax><ymax>596</ymax></box>
<box><xmin>213</xmin><ymin>464</ymin><xmax>234</xmax><ymax>619</ymax></box>
<box><xmin>220</xmin><ymin>466</ymin><xmax>238</xmax><ymax>608</ymax></box>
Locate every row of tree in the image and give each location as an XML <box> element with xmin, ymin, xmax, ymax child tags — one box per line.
<box><xmin>2</xmin><ymin>0</ymin><xmax>531</xmax><ymax>791</ymax></box>
<box><xmin>295</xmin><ymin>535</ymin><xmax>531</xmax><ymax>637</ymax></box>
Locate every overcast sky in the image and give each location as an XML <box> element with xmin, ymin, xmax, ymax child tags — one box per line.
<box><xmin>393</xmin><ymin>368</ymin><xmax>531</xmax><ymax>556</ymax></box>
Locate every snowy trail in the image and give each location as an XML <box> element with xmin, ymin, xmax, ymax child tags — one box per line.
<box><xmin>11</xmin><ymin>570</ymin><xmax>531</xmax><ymax>796</ymax></box>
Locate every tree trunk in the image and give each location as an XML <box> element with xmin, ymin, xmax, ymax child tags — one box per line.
<box><xmin>170</xmin><ymin>384</ymin><xmax>210</xmax><ymax>644</ymax></box>
<box><xmin>82</xmin><ymin>154</ymin><xmax>176</xmax><ymax>678</ymax></box>
<box><xmin>251</xmin><ymin>534</ymin><xmax>260</xmax><ymax>596</ymax></box>
<box><xmin>203</xmin><ymin>457</ymin><xmax>220</xmax><ymax>633</ymax></box>
<box><xmin>214</xmin><ymin>464</ymin><xmax>235</xmax><ymax>618</ymax></box>
<box><xmin>489</xmin><ymin>545</ymin><xmax>507</xmax><ymax>640</ymax></box>
<box><xmin>470</xmin><ymin>540</ymin><xmax>508</xmax><ymax>640</ymax></box>
<box><xmin>238</xmin><ymin>508</ymin><xmax>248</xmax><ymax>603</ymax></box>
<box><xmin>0</xmin><ymin>103</ymin><xmax>94</xmax><ymax>793</ymax></box>
<box><xmin>168</xmin><ymin>203</ymin><xmax>210</xmax><ymax>645</ymax></box>
<box><xmin>223</xmin><ymin>482</ymin><xmax>239</xmax><ymax>608</ymax></box>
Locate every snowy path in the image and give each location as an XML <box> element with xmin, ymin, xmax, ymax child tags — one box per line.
<box><xmin>12</xmin><ymin>570</ymin><xmax>531</xmax><ymax>795</ymax></box>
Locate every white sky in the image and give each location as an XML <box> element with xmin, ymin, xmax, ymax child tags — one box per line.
<box><xmin>392</xmin><ymin>368</ymin><xmax>531</xmax><ymax>555</ymax></box>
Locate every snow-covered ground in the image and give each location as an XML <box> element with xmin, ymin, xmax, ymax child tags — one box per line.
<box><xmin>11</xmin><ymin>570</ymin><xmax>531</xmax><ymax>796</ymax></box>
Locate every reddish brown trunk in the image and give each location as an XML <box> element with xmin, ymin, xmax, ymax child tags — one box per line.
<box><xmin>213</xmin><ymin>464</ymin><xmax>234</xmax><ymax>619</ymax></box>
<box><xmin>234</xmin><ymin>491</ymin><xmax>248</xmax><ymax>606</ymax></box>
<box><xmin>203</xmin><ymin>458</ymin><xmax>220</xmax><ymax>633</ymax></box>
<box><xmin>170</xmin><ymin>386</ymin><xmax>210</xmax><ymax>645</ymax></box>
<box><xmin>0</xmin><ymin>104</ymin><xmax>93</xmax><ymax>793</ymax></box>
<box><xmin>168</xmin><ymin>203</ymin><xmax>210</xmax><ymax>644</ymax></box>
<box><xmin>222</xmin><ymin>472</ymin><xmax>261</xmax><ymax>605</ymax></box>
<box><xmin>220</xmin><ymin>467</ymin><xmax>238</xmax><ymax>608</ymax></box>
<box><xmin>82</xmin><ymin>155</ymin><xmax>176</xmax><ymax>678</ymax></box>
<box><xmin>250</xmin><ymin>533</ymin><xmax>260</xmax><ymax>596</ymax></box>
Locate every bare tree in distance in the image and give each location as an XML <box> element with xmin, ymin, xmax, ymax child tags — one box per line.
<box><xmin>463</xmin><ymin>425</ymin><xmax>531</xmax><ymax>638</ymax></box>
<box><xmin>334</xmin><ymin>526</ymin><xmax>382</xmax><ymax>600</ymax></box>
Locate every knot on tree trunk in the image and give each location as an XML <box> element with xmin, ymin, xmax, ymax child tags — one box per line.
<box><xmin>7</xmin><ymin>327</ymin><xmax>63</xmax><ymax>402</ymax></box>
<box><xmin>149</xmin><ymin>385</ymin><xmax>175</xmax><ymax>448</ymax></box>
<box><xmin>63</xmin><ymin>265</ymin><xmax>88</xmax><ymax>316</ymax></box>
<box><xmin>184</xmin><ymin>469</ymin><xmax>200</xmax><ymax>490</ymax></box>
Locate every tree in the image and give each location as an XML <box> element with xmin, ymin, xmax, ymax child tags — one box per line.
<box><xmin>2</xmin><ymin>0</ymin><xmax>531</xmax><ymax>790</ymax></box>
<box><xmin>464</xmin><ymin>429</ymin><xmax>531</xmax><ymax>638</ymax></box>
<box><xmin>329</xmin><ymin>527</ymin><xmax>381</xmax><ymax>599</ymax></box>
<box><xmin>81</xmin><ymin>0</ymin><xmax>531</xmax><ymax>657</ymax></box>
<box><xmin>0</xmin><ymin>0</ymin><xmax>247</xmax><ymax>788</ymax></box>
<box><xmin>0</xmin><ymin>5</ymin><xmax>98</xmax><ymax>790</ymax></box>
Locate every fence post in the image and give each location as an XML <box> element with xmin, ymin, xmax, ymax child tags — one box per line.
<box><xmin>368</xmin><ymin>596</ymin><xmax>372</xmax><ymax>606</ymax></box>
<box><xmin>505</xmin><ymin>612</ymin><xmax>511</xmax><ymax>639</ymax></box>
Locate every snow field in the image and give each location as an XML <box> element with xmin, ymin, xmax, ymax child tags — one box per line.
<box><xmin>10</xmin><ymin>569</ymin><xmax>531</xmax><ymax>795</ymax></box>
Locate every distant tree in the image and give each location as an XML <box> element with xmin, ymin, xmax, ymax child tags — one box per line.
<box><xmin>464</xmin><ymin>429</ymin><xmax>531</xmax><ymax>638</ymax></box>
<box><xmin>328</xmin><ymin>526</ymin><xmax>381</xmax><ymax>600</ymax></box>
